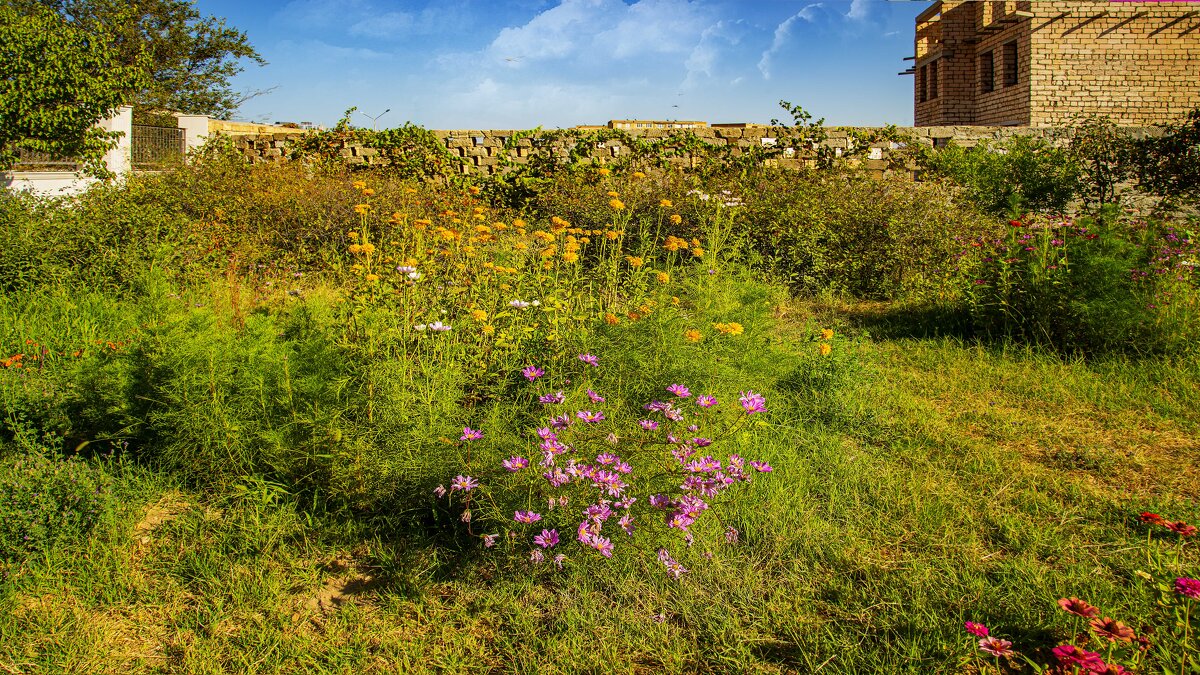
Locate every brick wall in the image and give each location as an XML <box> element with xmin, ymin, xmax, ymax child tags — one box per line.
<box><xmin>916</xmin><ymin>0</ymin><xmax>1200</xmax><ymax>127</ymax></box>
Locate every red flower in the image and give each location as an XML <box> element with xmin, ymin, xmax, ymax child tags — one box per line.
<box><xmin>1009</xmin><ymin>220</ymin><xmax>1024</xmax><ymax>228</ymax></box>
<box><xmin>1057</xmin><ymin>597</ymin><xmax>1100</xmax><ymax>618</ymax></box>
<box><xmin>1138</xmin><ymin>512</ymin><xmax>1165</xmax><ymax>525</ymax></box>
<box><xmin>1089</xmin><ymin>617</ymin><xmax>1135</xmax><ymax>642</ymax></box>
<box><xmin>1165</xmin><ymin>521</ymin><xmax>1198</xmax><ymax>537</ymax></box>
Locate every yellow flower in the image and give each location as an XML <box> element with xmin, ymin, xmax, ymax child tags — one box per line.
<box><xmin>632</xmin><ymin>171</ymin><xmax>646</xmax><ymax>179</ymax></box>
<box><xmin>660</xmin><ymin>199</ymin><xmax>673</xmax><ymax>208</ymax></box>
<box><xmin>607</xmin><ymin>191</ymin><xmax>620</xmax><ymax>198</ymax></box>
<box><xmin>714</xmin><ymin>322</ymin><xmax>744</xmax><ymax>336</ymax></box>
<box><xmin>494</xmin><ymin>222</ymin><xmax>508</xmax><ymax>231</ymax></box>
<box><xmin>550</xmin><ymin>216</ymin><xmax>569</xmax><ymax>231</ymax></box>
<box><xmin>468</xmin><ymin>186</ymin><xmax>481</xmax><ymax>195</ymax></box>
<box><xmin>562</xmin><ymin>251</ymin><xmax>579</xmax><ymax>263</ymax></box>
<box><xmin>669</xmin><ymin>214</ymin><xmax>682</xmax><ymax>225</ymax></box>
<box><xmin>691</xmin><ymin>238</ymin><xmax>702</xmax><ymax>248</ymax></box>
<box><xmin>671</xmin><ymin>296</ymin><xmax>680</xmax><ymax>305</ymax></box>
<box><xmin>821</xmin><ymin>328</ymin><xmax>835</xmax><ymax>340</ymax></box>
<box><xmin>625</xmin><ymin>256</ymin><xmax>644</xmax><ymax>268</ymax></box>
<box><xmin>482</xmin><ymin>324</ymin><xmax>495</xmax><ymax>335</ymax></box>
<box><xmin>414</xmin><ymin>219</ymin><xmax>431</xmax><ymax>229</ymax></box>
<box><xmin>347</xmin><ymin>231</ymin><xmax>359</xmax><ymax>240</ymax></box>
<box><xmin>348</xmin><ymin>243</ymin><xmax>363</xmax><ymax>254</ymax></box>
<box><xmin>609</xmin><ymin>199</ymin><xmax>625</xmax><ymax>211</ymax></box>
<box><xmin>627</xmin><ymin>311</ymin><xmax>642</xmax><ymax>321</ymax></box>
<box><xmin>637</xmin><ymin>304</ymin><xmax>651</xmax><ymax>314</ymax></box>
<box><xmin>470</xmin><ymin>309</ymin><xmax>488</xmax><ymax>321</ymax></box>
<box><xmin>685</xmin><ymin>329</ymin><xmax>702</xmax><ymax>342</ymax></box>
<box><xmin>664</xmin><ymin>236</ymin><xmax>689</xmax><ymax>251</ymax></box>
<box><xmin>656</xmin><ymin>272</ymin><xmax>670</xmax><ymax>284</ymax></box>
<box><xmin>389</xmin><ymin>212</ymin><xmax>404</xmax><ymax>224</ymax></box>
<box><xmin>500</xmin><ymin>283</ymin><xmax>511</xmax><ymax>291</ymax></box>
<box><xmin>475</xmin><ymin>225</ymin><xmax>492</xmax><ymax>234</ymax></box>
<box><xmin>514</xmin><ymin>242</ymin><xmax>528</xmax><ymax>251</ymax></box>
<box><xmin>691</xmin><ymin>247</ymin><xmax>705</xmax><ymax>258</ymax></box>
<box><xmin>604</xmin><ymin>313</ymin><xmax>620</xmax><ymax>325</ymax></box>
<box><xmin>541</xmin><ymin>246</ymin><xmax>557</xmax><ymax>258</ymax></box>
<box><xmin>360</xmin><ymin>243</ymin><xmax>376</xmax><ymax>254</ymax></box>
<box><xmin>353</xmin><ymin>204</ymin><xmax>370</xmax><ymax>214</ymax></box>
<box><xmin>818</xmin><ymin>342</ymin><xmax>832</xmax><ymax>356</ymax></box>
<box><xmin>579</xmin><ymin>236</ymin><xmax>589</xmax><ymax>244</ymax></box>
<box><xmin>361</xmin><ymin>188</ymin><xmax>375</xmax><ymax>196</ymax></box>
<box><xmin>404</xmin><ymin>187</ymin><xmax>417</xmax><ymax>194</ymax></box>
<box><xmin>366</xmin><ymin>273</ymin><xmax>380</xmax><ymax>282</ymax></box>
<box><xmin>352</xmin><ymin>180</ymin><xmax>366</xmax><ymax>190</ymax></box>
<box><xmin>513</xmin><ymin>219</ymin><xmax>527</xmax><ymax>229</ymax></box>
<box><xmin>605</xmin><ymin>230</ymin><xmax>620</xmax><ymax>240</ymax></box>
<box><xmin>597</xmin><ymin>167</ymin><xmax>611</xmax><ymax>176</ymax></box>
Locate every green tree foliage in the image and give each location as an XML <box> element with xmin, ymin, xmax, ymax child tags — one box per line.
<box><xmin>28</xmin><ymin>0</ymin><xmax>265</xmax><ymax>120</ymax></box>
<box><xmin>1136</xmin><ymin>108</ymin><xmax>1200</xmax><ymax>208</ymax></box>
<box><xmin>919</xmin><ymin>136</ymin><xmax>1082</xmax><ymax>216</ymax></box>
<box><xmin>0</xmin><ymin>4</ymin><xmax>144</xmax><ymax>173</ymax></box>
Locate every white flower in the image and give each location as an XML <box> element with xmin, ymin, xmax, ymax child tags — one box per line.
<box><xmin>429</xmin><ymin>321</ymin><xmax>452</xmax><ymax>332</ymax></box>
<box><xmin>509</xmin><ymin>299</ymin><xmax>530</xmax><ymax>309</ymax></box>
<box><xmin>407</xmin><ymin>271</ymin><xmax>422</xmax><ymax>280</ymax></box>
<box><xmin>530</xmin><ymin>299</ymin><xmax>541</xmax><ymax>307</ymax></box>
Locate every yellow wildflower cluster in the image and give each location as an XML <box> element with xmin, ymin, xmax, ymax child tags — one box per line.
<box><xmin>609</xmin><ymin>198</ymin><xmax>625</xmax><ymax>211</ymax></box>
<box><xmin>669</xmin><ymin>214</ymin><xmax>682</xmax><ymax>225</ymax></box>
<box><xmin>664</xmin><ymin>236</ymin><xmax>689</xmax><ymax>252</ymax></box>
<box><xmin>685</xmin><ymin>329</ymin><xmax>703</xmax><ymax>342</ymax></box>
<box><xmin>818</xmin><ymin>343</ymin><xmax>832</xmax><ymax>356</ymax></box>
<box><xmin>714</xmin><ymin>322</ymin><xmax>744</xmax><ymax>336</ymax></box>
<box><xmin>656</xmin><ymin>272</ymin><xmax>670</xmax><ymax>284</ymax></box>
<box><xmin>625</xmin><ymin>256</ymin><xmax>644</xmax><ymax>268</ymax></box>
<box><xmin>660</xmin><ymin>199</ymin><xmax>673</xmax><ymax>208</ymax></box>
<box><xmin>821</xmin><ymin>328</ymin><xmax>835</xmax><ymax>340</ymax></box>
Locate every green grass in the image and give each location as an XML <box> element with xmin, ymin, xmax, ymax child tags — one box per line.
<box><xmin>3</xmin><ymin>297</ymin><xmax>1197</xmax><ymax>674</ymax></box>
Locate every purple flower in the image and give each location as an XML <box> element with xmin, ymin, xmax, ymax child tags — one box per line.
<box><xmin>433</xmin><ymin>484</ymin><xmax>447</xmax><ymax>498</ymax></box>
<box><xmin>725</xmin><ymin>526</ymin><xmax>739</xmax><ymax>544</ymax></box>
<box><xmin>539</xmin><ymin>390</ymin><xmax>566</xmax><ymax>405</ymax></box>
<box><xmin>691</xmin><ymin>437</ymin><xmax>712</xmax><ymax>447</ymax></box>
<box><xmin>502</xmin><ymin>456</ymin><xmax>530</xmax><ymax>472</ymax></box>
<box><xmin>1176</xmin><ymin>577</ymin><xmax>1200</xmax><ymax>599</ymax></box>
<box><xmin>530</xmin><ymin>549</ymin><xmax>545</xmax><ymax>563</ymax></box>
<box><xmin>544</xmin><ymin>468</ymin><xmax>570</xmax><ymax>487</ymax></box>
<box><xmin>549</xmin><ymin>413</ymin><xmax>572</xmax><ymax>429</ymax></box>
<box><xmin>578</xmin><ymin>353</ymin><xmax>599</xmax><ymax>367</ymax></box>
<box><xmin>749</xmin><ymin>461</ymin><xmax>773</xmax><ymax>473</ymax></box>
<box><xmin>460</xmin><ymin>427</ymin><xmax>483</xmax><ymax>442</ymax></box>
<box><xmin>619</xmin><ymin>514</ymin><xmax>635</xmax><ymax>535</ymax></box>
<box><xmin>586</xmin><ymin>536</ymin><xmax>615</xmax><ymax>557</ymax></box>
<box><xmin>533</xmin><ymin>529</ymin><xmax>560</xmax><ymax>548</ymax></box>
<box><xmin>638</xmin><ymin>419</ymin><xmax>659</xmax><ymax>431</ymax></box>
<box><xmin>739</xmin><ymin>391</ymin><xmax>766</xmax><ymax>414</ymax></box>
<box><xmin>460</xmin><ymin>509</ymin><xmax>471</xmax><ymax>523</ymax></box>
<box><xmin>586</xmin><ymin>389</ymin><xmax>605</xmax><ymax>403</ymax></box>
<box><xmin>514</xmin><ymin>510</ymin><xmax>543</xmax><ymax>524</ymax></box>
<box><xmin>482</xmin><ymin>534</ymin><xmax>499</xmax><ymax>548</ymax></box>
<box><xmin>696</xmin><ymin>395</ymin><xmax>717</xmax><ymax>408</ymax></box>
<box><xmin>576</xmin><ymin>410</ymin><xmax>605</xmax><ymax>423</ymax></box>
<box><xmin>553</xmin><ymin>554</ymin><xmax>566</xmax><ymax>569</ymax></box>
<box><xmin>522</xmin><ymin>365</ymin><xmax>545</xmax><ymax>381</ymax></box>
<box><xmin>649</xmin><ymin>494</ymin><xmax>672</xmax><ymax>509</ymax></box>
<box><xmin>667</xmin><ymin>384</ymin><xmax>691</xmax><ymax>398</ymax></box>
<box><xmin>536</xmin><ymin>426</ymin><xmax>557</xmax><ymax>440</ymax></box>
<box><xmin>450</xmin><ymin>475</ymin><xmax>479</xmax><ymax>491</ymax></box>
<box><xmin>657</xmin><ymin>548</ymin><xmax>688</xmax><ymax>580</ymax></box>
<box><xmin>595</xmin><ymin>452</ymin><xmax>619</xmax><ymax>465</ymax></box>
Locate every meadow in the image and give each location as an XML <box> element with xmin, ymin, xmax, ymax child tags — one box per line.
<box><xmin>1</xmin><ymin>129</ymin><xmax>1198</xmax><ymax>673</ymax></box>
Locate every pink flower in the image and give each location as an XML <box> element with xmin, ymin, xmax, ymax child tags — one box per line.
<box><xmin>514</xmin><ymin>510</ymin><xmax>542</xmax><ymax>524</ymax></box>
<box><xmin>1051</xmin><ymin>644</ymin><xmax>1105</xmax><ymax>671</ymax></box>
<box><xmin>696</xmin><ymin>395</ymin><xmax>717</xmax><ymax>408</ymax></box>
<box><xmin>460</xmin><ymin>427</ymin><xmax>483</xmax><ymax>441</ymax></box>
<box><xmin>738</xmin><ymin>390</ymin><xmax>766</xmax><ymax>414</ymax></box>
<box><xmin>1057</xmin><ymin>597</ymin><xmax>1100</xmax><ymax>618</ymax></box>
<box><xmin>1175</xmin><ymin>577</ymin><xmax>1200</xmax><ymax>600</ymax></box>
<box><xmin>522</xmin><ymin>366</ymin><xmax>544</xmax><ymax>381</ymax></box>
<box><xmin>502</xmin><ymin>456</ymin><xmax>529</xmax><ymax>472</ymax></box>
<box><xmin>964</xmin><ymin>622</ymin><xmax>989</xmax><ymax>637</ymax></box>
<box><xmin>533</xmin><ymin>529</ymin><xmax>559</xmax><ymax>548</ymax></box>
<box><xmin>666</xmin><ymin>384</ymin><xmax>691</xmax><ymax>398</ymax></box>
<box><xmin>450</xmin><ymin>475</ymin><xmax>479</xmax><ymax>491</ymax></box>
<box><xmin>481</xmin><ymin>534</ymin><xmax>499</xmax><ymax>548</ymax></box>
<box><xmin>578</xmin><ymin>353</ymin><xmax>599</xmax><ymax>367</ymax></box>
<box><xmin>977</xmin><ymin>637</ymin><xmax>1014</xmax><ymax>657</ymax></box>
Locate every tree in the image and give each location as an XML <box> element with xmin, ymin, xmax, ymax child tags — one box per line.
<box><xmin>25</xmin><ymin>0</ymin><xmax>265</xmax><ymax>121</ymax></box>
<box><xmin>0</xmin><ymin>4</ymin><xmax>145</xmax><ymax>173</ymax></box>
<box><xmin>1135</xmin><ymin>108</ymin><xmax>1200</xmax><ymax>209</ymax></box>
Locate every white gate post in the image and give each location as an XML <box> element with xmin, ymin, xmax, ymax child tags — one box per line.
<box><xmin>99</xmin><ymin>105</ymin><xmax>133</xmax><ymax>176</ymax></box>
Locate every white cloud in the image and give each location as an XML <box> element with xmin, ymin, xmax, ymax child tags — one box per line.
<box><xmin>683</xmin><ymin>19</ymin><xmax>746</xmax><ymax>87</ymax></box>
<box><xmin>349</xmin><ymin>12</ymin><xmax>416</xmax><ymax>39</ymax></box>
<box><xmin>847</xmin><ymin>0</ymin><xmax>874</xmax><ymax>21</ymax></box>
<box><xmin>757</xmin><ymin>4</ymin><xmax>822</xmax><ymax>80</ymax></box>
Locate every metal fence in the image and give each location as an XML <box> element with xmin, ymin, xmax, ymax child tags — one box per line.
<box><xmin>131</xmin><ymin>124</ymin><xmax>186</xmax><ymax>169</ymax></box>
<box><xmin>13</xmin><ymin>147</ymin><xmax>79</xmax><ymax>171</ymax></box>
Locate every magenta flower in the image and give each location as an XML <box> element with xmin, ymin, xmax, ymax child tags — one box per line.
<box><xmin>696</xmin><ymin>395</ymin><xmax>717</xmax><ymax>408</ymax></box>
<box><xmin>450</xmin><ymin>475</ymin><xmax>479</xmax><ymax>491</ymax></box>
<box><xmin>1051</xmin><ymin>645</ymin><xmax>1105</xmax><ymax>671</ymax></box>
<box><xmin>553</xmin><ymin>553</ymin><xmax>566</xmax><ymax>569</ymax></box>
<box><xmin>536</xmin><ymin>426</ymin><xmax>557</xmax><ymax>440</ymax></box>
<box><xmin>482</xmin><ymin>534</ymin><xmax>499</xmax><ymax>548</ymax></box>
<box><xmin>578</xmin><ymin>353</ymin><xmax>599</xmax><ymax>367</ymax></box>
<box><xmin>549</xmin><ymin>413</ymin><xmax>572</xmax><ymax>428</ymax></box>
<box><xmin>586</xmin><ymin>389</ymin><xmax>605</xmax><ymax>403</ymax></box>
<box><xmin>657</xmin><ymin>548</ymin><xmax>687</xmax><ymax>580</ymax></box>
<box><xmin>666</xmin><ymin>384</ymin><xmax>691</xmax><ymax>398</ymax></box>
<box><xmin>639</xmin><ymin>419</ymin><xmax>659</xmax><ymax>431</ymax></box>
<box><xmin>978</xmin><ymin>637</ymin><xmax>1014</xmax><ymax>657</ymax></box>
<box><xmin>576</xmin><ymin>410</ymin><xmax>605</xmax><ymax>423</ymax></box>
<box><xmin>1176</xmin><ymin>577</ymin><xmax>1200</xmax><ymax>599</ymax></box>
<box><xmin>522</xmin><ymin>365</ymin><xmax>544</xmax><ymax>381</ymax></box>
<box><xmin>692</xmin><ymin>437</ymin><xmax>712</xmax><ymax>447</ymax></box>
<box><xmin>533</xmin><ymin>529</ymin><xmax>560</xmax><ymax>548</ymax></box>
<box><xmin>587</xmin><ymin>536</ymin><xmax>615</xmax><ymax>557</ymax></box>
<box><xmin>964</xmin><ymin>622</ymin><xmax>989</xmax><ymax>637</ymax></box>
<box><xmin>514</xmin><ymin>510</ymin><xmax>543</xmax><ymax>524</ymax></box>
<box><xmin>749</xmin><ymin>461</ymin><xmax>773</xmax><ymax>473</ymax></box>
<box><xmin>739</xmin><ymin>390</ymin><xmax>766</xmax><ymax>414</ymax></box>
<box><xmin>502</xmin><ymin>456</ymin><xmax>530</xmax><ymax>472</ymax></box>
<box><xmin>619</xmin><ymin>514</ymin><xmax>635</xmax><ymax>535</ymax></box>
<box><xmin>460</xmin><ymin>427</ymin><xmax>483</xmax><ymax>442</ymax></box>
<box><xmin>539</xmin><ymin>390</ymin><xmax>566</xmax><ymax>405</ymax></box>
<box><xmin>595</xmin><ymin>452</ymin><xmax>619</xmax><ymax>465</ymax></box>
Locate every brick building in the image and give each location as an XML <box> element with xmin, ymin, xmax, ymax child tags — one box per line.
<box><xmin>912</xmin><ymin>1</ymin><xmax>1200</xmax><ymax>126</ymax></box>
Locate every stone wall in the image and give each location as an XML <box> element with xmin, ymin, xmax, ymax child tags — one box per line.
<box><xmin>225</xmin><ymin>124</ymin><xmax>1162</xmax><ymax>180</ymax></box>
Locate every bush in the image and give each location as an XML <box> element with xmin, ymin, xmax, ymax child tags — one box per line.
<box><xmin>920</xmin><ymin>135</ymin><xmax>1082</xmax><ymax>216</ymax></box>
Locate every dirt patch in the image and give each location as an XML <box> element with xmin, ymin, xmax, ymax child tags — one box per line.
<box><xmin>306</xmin><ymin>575</ymin><xmax>381</xmax><ymax>614</ymax></box>
<box><xmin>133</xmin><ymin>492</ymin><xmax>190</xmax><ymax>545</ymax></box>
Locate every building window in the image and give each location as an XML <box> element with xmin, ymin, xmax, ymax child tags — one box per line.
<box><xmin>1003</xmin><ymin>41</ymin><xmax>1018</xmax><ymax>87</ymax></box>
<box><xmin>919</xmin><ymin>64</ymin><xmax>928</xmax><ymax>102</ymax></box>
<box><xmin>980</xmin><ymin>50</ymin><xmax>995</xmax><ymax>93</ymax></box>
<box><xmin>930</xmin><ymin>60</ymin><xmax>939</xmax><ymax>99</ymax></box>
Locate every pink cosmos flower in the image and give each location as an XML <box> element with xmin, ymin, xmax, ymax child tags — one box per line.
<box><xmin>696</xmin><ymin>395</ymin><xmax>717</xmax><ymax>408</ymax></box>
<box><xmin>460</xmin><ymin>427</ymin><xmax>483</xmax><ymax>441</ymax></box>
<box><xmin>450</xmin><ymin>475</ymin><xmax>479</xmax><ymax>491</ymax></box>
<box><xmin>482</xmin><ymin>534</ymin><xmax>499</xmax><ymax>548</ymax></box>
<box><xmin>502</xmin><ymin>456</ymin><xmax>530</xmax><ymax>472</ymax></box>
<box><xmin>433</xmin><ymin>484</ymin><xmax>447</xmax><ymax>498</ymax></box>
<box><xmin>964</xmin><ymin>622</ymin><xmax>989</xmax><ymax>637</ymax></box>
<box><xmin>576</xmin><ymin>410</ymin><xmax>605</xmax><ymax>423</ymax></box>
<box><xmin>533</xmin><ymin>529</ymin><xmax>560</xmax><ymax>548</ymax></box>
<box><xmin>667</xmin><ymin>384</ymin><xmax>691</xmax><ymax>398</ymax></box>
<box><xmin>514</xmin><ymin>510</ymin><xmax>542</xmax><ymax>524</ymax></box>
<box><xmin>639</xmin><ymin>419</ymin><xmax>659</xmax><ymax>431</ymax></box>
<box><xmin>739</xmin><ymin>390</ymin><xmax>766</xmax><ymax>414</ymax></box>
<box><xmin>578</xmin><ymin>353</ymin><xmax>599</xmax><ymax>367</ymax></box>
<box><xmin>749</xmin><ymin>461</ymin><xmax>773</xmax><ymax>473</ymax></box>
<box><xmin>522</xmin><ymin>366</ymin><xmax>544</xmax><ymax>381</ymax></box>
<box><xmin>587</xmin><ymin>389</ymin><xmax>605</xmax><ymax>403</ymax></box>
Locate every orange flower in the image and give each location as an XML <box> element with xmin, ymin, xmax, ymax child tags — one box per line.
<box><xmin>361</xmin><ymin>188</ymin><xmax>375</xmax><ymax>196</ymax></box>
<box><xmin>656</xmin><ymin>272</ymin><xmax>670</xmax><ymax>284</ymax></box>
<box><xmin>468</xmin><ymin>186</ymin><xmax>481</xmax><ymax>195</ymax></box>
<box><xmin>685</xmin><ymin>329</ymin><xmax>702</xmax><ymax>342</ymax></box>
<box><xmin>625</xmin><ymin>256</ymin><xmax>644</xmax><ymax>268</ymax></box>
<box><xmin>632</xmin><ymin>171</ymin><xmax>646</xmax><ymax>179</ymax></box>
<box><xmin>821</xmin><ymin>328</ymin><xmax>834</xmax><ymax>340</ymax></box>
<box><xmin>604</xmin><ymin>313</ymin><xmax>621</xmax><ymax>325</ymax></box>
<box><xmin>669</xmin><ymin>214</ymin><xmax>682</xmax><ymax>225</ymax></box>
<box><xmin>609</xmin><ymin>198</ymin><xmax>625</xmax><ymax>211</ymax></box>
<box><xmin>818</xmin><ymin>342</ymin><xmax>832</xmax><ymax>356</ymax></box>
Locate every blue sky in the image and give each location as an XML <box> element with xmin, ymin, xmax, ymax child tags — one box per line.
<box><xmin>197</xmin><ymin>0</ymin><xmax>933</xmax><ymax>129</ymax></box>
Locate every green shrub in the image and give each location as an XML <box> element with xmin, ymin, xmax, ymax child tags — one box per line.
<box><xmin>920</xmin><ymin>135</ymin><xmax>1082</xmax><ymax>215</ymax></box>
<box><xmin>0</xmin><ymin>446</ymin><xmax>112</xmax><ymax>565</ymax></box>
